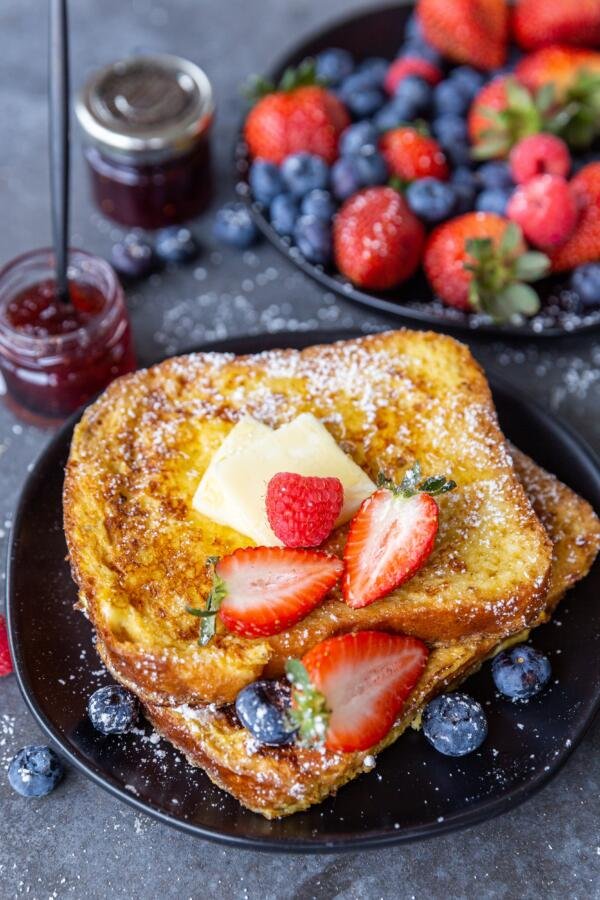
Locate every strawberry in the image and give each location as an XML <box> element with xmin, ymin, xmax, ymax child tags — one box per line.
<box><xmin>384</xmin><ymin>57</ymin><xmax>443</xmax><ymax>95</ymax></box>
<box><xmin>424</xmin><ymin>214</ymin><xmax>550</xmax><ymax>319</ymax></box>
<box><xmin>266</xmin><ymin>472</ymin><xmax>344</xmax><ymax>548</ymax></box>
<box><xmin>509</xmin><ymin>133</ymin><xmax>571</xmax><ymax>183</ymax></box>
<box><xmin>333</xmin><ymin>187</ymin><xmax>425</xmax><ymax>291</ymax></box>
<box><xmin>516</xmin><ymin>46</ymin><xmax>600</xmax><ymax>98</ymax></box>
<box><xmin>418</xmin><ymin>0</ymin><xmax>508</xmax><ymax>71</ymax></box>
<box><xmin>550</xmin><ymin>162</ymin><xmax>600</xmax><ymax>272</ymax></box>
<box><xmin>342</xmin><ymin>463</ymin><xmax>456</xmax><ymax>609</ymax></box>
<box><xmin>379</xmin><ymin>127</ymin><xmax>449</xmax><ymax>181</ymax></box>
<box><xmin>513</xmin><ymin>0</ymin><xmax>600</xmax><ymax>52</ymax></box>
<box><xmin>468</xmin><ymin>76</ymin><xmax>551</xmax><ymax>159</ymax></box>
<box><xmin>0</xmin><ymin>615</ymin><xmax>13</xmax><ymax>677</ymax></box>
<box><xmin>188</xmin><ymin>549</ymin><xmax>343</xmax><ymax>641</ymax></box>
<box><xmin>243</xmin><ymin>61</ymin><xmax>349</xmax><ymax>164</ymax></box>
<box><xmin>507</xmin><ymin>174</ymin><xmax>578</xmax><ymax>249</ymax></box>
<box><xmin>286</xmin><ymin>630</ymin><xmax>429</xmax><ymax>752</ymax></box>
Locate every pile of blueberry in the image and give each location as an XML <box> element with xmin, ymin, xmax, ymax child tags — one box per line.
<box><xmin>111</xmin><ymin>225</ymin><xmax>201</xmax><ymax>281</ymax></box>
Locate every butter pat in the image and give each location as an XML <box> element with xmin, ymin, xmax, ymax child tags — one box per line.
<box><xmin>192</xmin><ymin>413</ymin><xmax>375</xmax><ymax>545</ymax></box>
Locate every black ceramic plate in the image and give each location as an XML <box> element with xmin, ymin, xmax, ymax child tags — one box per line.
<box><xmin>235</xmin><ymin>3</ymin><xmax>600</xmax><ymax>338</ymax></box>
<box><xmin>7</xmin><ymin>330</ymin><xmax>600</xmax><ymax>853</ymax></box>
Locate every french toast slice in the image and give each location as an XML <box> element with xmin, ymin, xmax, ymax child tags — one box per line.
<box><xmin>143</xmin><ymin>453</ymin><xmax>600</xmax><ymax>818</ymax></box>
<box><xmin>64</xmin><ymin>330</ymin><xmax>553</xmax><ymax>707</ymax></box>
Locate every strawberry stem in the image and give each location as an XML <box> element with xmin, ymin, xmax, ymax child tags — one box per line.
<box><xmin>285</xmin><ymin>659</ymin><xmax>330</xmax><ymax>747</ymax></box>
<box><xmin>187</xmin><ymin>557</ymin><xmax>226</xmax><ymax>646</ymax></box>
<box><xmin>242</xmin><ymin>58</ymin><xmax>324</xmax><ymax>103</ymax></box>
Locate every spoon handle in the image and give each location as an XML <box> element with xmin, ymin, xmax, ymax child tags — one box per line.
<box><xmin>49</xmin><ymin>0</ymin><xmax>70</xmax><ymax>302</ymax></box>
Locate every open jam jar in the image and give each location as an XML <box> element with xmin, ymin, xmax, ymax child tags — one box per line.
<box><xmin>0</xmin><ymin>249</ymin><xmax>136</xmax><ymax>421</ymax></box>
<box><xmin>76</xmin><ymin>54</ymin><xmax>214</xmax><ymax>229</ymax></box>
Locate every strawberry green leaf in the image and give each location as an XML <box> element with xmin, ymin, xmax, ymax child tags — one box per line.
<box><xmin>499</xmin><ymin>222</ymin><xmax>522</xmax><ymax>256</ymax></box>
<box><xmin>286</xmin><ymin>659</ymin><xmax>330</xmax><ymax>747</ymax></box>
<box><xmin>513</xmin><ymin>252</ymin><xmax>551</xmax><ymax>282</ymax></box>
<box><xmin>495</xmin><ymin>282</ymin><xmax>541</xmax><ymax>317</ymax></box>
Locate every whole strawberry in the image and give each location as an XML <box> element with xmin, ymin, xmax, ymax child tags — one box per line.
<box><xmin>244</xmin><ymin>61</ymin><xmax>350</xmax><ymax>164</ymax></box>
<box><xmin>516</xmin><ymin>46</ymin><xmax>600</xmax><ymax>98</ymax></box>
<box><xmin>0</xmin><ymin>615</ymin><xmax>13</xmax><ymax>677</ymax></box>
<box><xmin>333</xmin><ymin>187</ymin><xmax>425</xmax><ymax>290</ymax></box>
<box><xmin>266</xmin><ymin>472</ymin><xmax>344</xmax><ymax>548</ymax></box>
<box><xmin>418</xmin><ymin>0</ymin><xmax>508</xmax><ymax>70</ymax></box>
<box><xmin>513</xmin><ymin>0</ymin><xmax>600</xmax><ymax>52</ymax></box>
<box><xmin>507</xmin><ymin>174</ymin><xmax>578</xmax><ymax>249</ymax></box>
<box><xmin>550</xmin><ymin>162</ymin><xmax>600</xmax><ymax>272</ymax></box>
<box><xmin>424</xmin><ymin>213</ymin><xmax>550</xmax><ymax>319</ymax></box>
<box><xmin>468</xmin><ymin>76</ymin><xmax>547</xmax><ymax>159</ymax></box>
<box><xmin>380</xmin><ymin>127</ymin><xmax>449</xmax><ymax>181</ymax></box>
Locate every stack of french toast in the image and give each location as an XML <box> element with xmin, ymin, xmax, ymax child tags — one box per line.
<box><xmin>63</xmin><ymin>330</ymin><xmax>600</xmax><ymax>818</ymax></box>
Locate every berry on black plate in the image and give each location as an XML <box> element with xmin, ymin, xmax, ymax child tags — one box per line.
<box><xmin>351</xmin><ymin>145</ymin><xmax>389</xmax><ymax>187</ymax></box>
<box><xmin>301</xmin><ymin>189</ymin><xmax>336</xmax><ymax>222</ymax></box>
<box><xmin>235</xmin><ymin>679</ymin><xmax>297</xmax><ymax>746</ymax></box>
<box><xmin>249</xmin><ymin>158</ymin><xmax>284</xmax><ymax>206</ymax></box>
<box><xmin>281</xmin><ymin>152</ymin><xmax>329</xmax><ymax>198</ymax></box>
<box><xmin>475</xmin><ymin>187</ymin><xmax>512</xmax><ymax>216</ymax></box>
<box><xmin>422</xmin><ymin>692</ymin><xmax>488</xmax><ymax>756</ymax></box>
<box><xmin>331</xmin><ymin>156</ymin><xmax>362</xmax><ymax>200</ymax></box>
<box><xmin>294</xmin><ymin>214</ymin><xmax>332</xmax><ymax>265</ymax></box>
<box><xmin>155</xmin><ymin>226</ymin><xmax>200</xmax><ymax>263</ymax></box>
<box><xmin>373</xmin><ymin>101</ymin><xmax>409</xmax><ymax>133</ymax></box>
<box><xmin>356</xmin><ymin>57</ymin><xmax>389</xmax><ymax>87</ymax></box>
<box><xmin>406</xmin><ymin>177</ymin><xmax>457</xmax><ymax>224</ymax></box>
<box><xmin>571</xmin><ymin>263</ymin><xmax>600</xmax><ymax>308</ymax></box>
<box><xmin>339</xmin><ymin>82</ymin><xmax>385</xmax><ymax>119</ymax></box>
<box><xmin>451</xmin><ymin>167</ymin><xmax>479</xmax><ymax>213</ymax></box>
<box><xmin>339</xmin><ymin>121</ymin><xmax>379</xmax><ymax>156</ymax></box>
<box><xmin>111</xmin><ymin>232</ymin><xmax>156</xmax><ymax>280</ymax></box>
<box><xmin>432</xmin><ymin>114</ymin><xmax>470</xmax><ymax>167</ymax></box>
<box><xmin>492</xmin><ymin>645</ymin><xmax>552</xmax><ymax>700</ymax></box>
<box><xmin>88</xmin><ymin>684</ymin><xmax>139</xmax><ymax>735</ymax></box>
<box><xmin>450</xmin><ymin>66</ymin><xmax>485</xmax><ymax>100</ymax></box>
<box><xmin>270</xmin><ymin>193</ymin><xmax>299</xmax><ymax>237</ymax></box>
<box><xmin>213</xmin><ymin>203</ymin><xmax>259</xmax><ymax>249</ymax></box>
<box><xmin>8</xmin><ymin>745</ymin><xmax>64</xmax><ymax>798</ymax></box>
<box><xmin>477</xmin><ymin>160</ymin><xmax>513</xmax><ymax>190</ymax></box>
<box><xmin>393</xmin><ymin>75</ymin><xmax>432</xmax><ymax>118</ymax></box>
<box><xmin>315</xmin><ymin>48</ymin><xmax>354</xmax><ymax>86</ymax></box>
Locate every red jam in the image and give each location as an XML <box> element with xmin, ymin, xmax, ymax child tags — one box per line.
<box><xmin>0</xmin><ymin>250</ymin><xmax>136</xmax><ymax>421</ymax></box>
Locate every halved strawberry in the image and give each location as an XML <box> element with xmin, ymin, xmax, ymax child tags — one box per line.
<box><xmin>188</xmin><ymin>548</ymin><xmax>343</xmax><ymax>641</ymax></box>
<box><xmin>0</xmin><ymin>615</ymin><xmax>13</xmax><ymax>677</ymax></box>
<box><xmin>287</xmin><ymin>631</ymin><xmax>429</xmax><ymax>752</ymax></box>
<box><xmin>342</xmin><ymin>463</ymin><xmax>456</xmax><ymax>609</ymax></box>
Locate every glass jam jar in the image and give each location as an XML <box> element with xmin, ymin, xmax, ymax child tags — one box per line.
<box><xmin>76</xmin><ymin>54</ymin><xmax>214</xmax><ymax>229</ymax></box>
<box><xmin>0</xmin><ymin>249</ymin><xmax>136</xmax><ymax>420</ymax></box>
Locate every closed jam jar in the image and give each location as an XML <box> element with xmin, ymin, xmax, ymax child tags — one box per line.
<box><xmin>0</xmin><ymin>249</ymin><xmax>136</xmax><ymax>420</ymax></box>
<box><xmin>76</xmin><ymin>54</ymin><xmax>214</xmax><ymax>229</ymax></box>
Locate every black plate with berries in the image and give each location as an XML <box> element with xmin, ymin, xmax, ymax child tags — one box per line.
<box><xmin>6</xmin><ymin>330</ymin><xmax>600</xmax><ymax>851</ymax></box>
<box><xmin>235</xmin><ymin>3</ymin><xmax>600</xmax><ymax>337</ymax></box>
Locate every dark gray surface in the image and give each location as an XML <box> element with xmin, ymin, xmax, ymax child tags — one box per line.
<box><xmin>1</xmin><ymin>1</ymin><xmax>599</xmax><ymax>897</ymax></box>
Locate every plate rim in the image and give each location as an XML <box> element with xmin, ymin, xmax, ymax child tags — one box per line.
<box><xmin>6</xmin><ymin>328</ymin><xmax>600</xmax><ymax>853</ymax></box>
<box><xmin>234</xmin><ymin>1</ymin><xmax>600</xmax><ymax>340</ymax></box>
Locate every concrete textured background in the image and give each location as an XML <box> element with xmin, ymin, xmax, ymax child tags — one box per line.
<box><xmin>1</xmin><ymin>0</ymin><xmax>600</xmax><ymax>897</ymax></box>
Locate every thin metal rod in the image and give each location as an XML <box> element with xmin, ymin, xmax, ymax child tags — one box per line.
<box><xmin>49</xmin><ymin>0</ymin><xmax>70</xmax><ymax>303</ymax></box>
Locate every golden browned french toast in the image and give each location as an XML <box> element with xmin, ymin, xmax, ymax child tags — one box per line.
<box><xmin>64</xmin><ymin>330</ymin><xmax>553</xmax><ymax>707</ymax></box>
<box><xmin>143</xmin><ymin>454</ymin><xmax>600</xmax><ymax>818</ymax></box>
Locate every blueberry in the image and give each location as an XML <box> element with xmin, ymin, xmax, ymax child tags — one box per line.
<box><xmin>88</xmin><ymin>684</ymin><xmax>139</xmax><ymax>735</ymax></box>
<box><xmin>433</xmin><ymin>79</ymin><xmax>471</xmax><ymax>117</ymax></box>
<box><xmin>393</xmin><ymin>75</ymin><xmax>432</xmax><ymax>116</ymax></box>
<box><xmin>235</xmin><ymin>680</ymin><xmax>296</xmax><ymax>746</ymax></box>
<box><xmin>301</xmin><ymin>189</ymin><xmax>336</xmax><ymax>221</ymax></box>
<box><xmin>404</xmin><ymin>11</ymin><xmax>424</xmax><ymax>41</ymax></box>
<box><xmin>400</xmin><ymin>39</ymin><xmax>444</xmax><ymax>66</ymax></box>
<box><xmin>341</xmin><ymin>85</ymin><xmax>385</xmax><ymax>119</ymax></box>
<box><xmin>269</xmin><ymin>193</ymin><xmax>299</xmax><ymax>237</ymax></box>
<box><xmin>294</xmin><ymin>214</ymin><xmax>332</xmax><ymax>265</ymax></box>
<box><xmin>374</xmin><ymin>101</ymin><xmax>409</xmax><ymax>133</ymax></box>
<box><xmin>475</xmin><ymin>187</ymin><xmax>512</xmax><ymax>215</ymax></box>
<box><xmin>315</xmin><ymin>48</ymin><xmax>354</xmax><ymax>86</ymax></box>
<box><xmin>339</xmin><ymin>121</ymin><xmax>379</xmax><ymax>155</ymax></box>
<box><xmin>281</xmin><ymin>152</ymin><xmax>329</xmax><ymax>198</ymax></box>
<box><xmin>571</xmin><ymin>263</ymin><xmax>600</xmax><ymax>308</ymax></box>
<box><xmin>451</xmin><ymin>66</ymin><xmax>485</xmax><ymax>100</ymax></box>
<box><xmin>331</xmin><ymin>156</ymin><xmax>362</xmax><ymax>200</ymax></box>
<box><xmin>452</xmin><ymin>167</ymin><xmax>479</xmax><ymax>213</ymax></box>
<box><xmin>350</xmin><ymin>145</ymin><xmax>389</xmax><ymax>186</ymax></box>
<box><xmin>249</xmin><ymin>158</ymin><xmax>284</xmax><ymax>206</ymax></box>
<box><xmin>432</xmin><ymin>114</ymin><xmax>471</xmax><ymax>167</ymax></box>
<box><xmin>8</xmin><ymin>746</ymin><xmax>64</xmax><ymax>798</ymax></box>
<box><xmin>213</xmin><ymin>203</ymin><xmax>259</xmax><ymax>249</ymax></box>
<box><xmin>478</xmin><ymin>160</ymin><xmax>513</xmax><ymax>189</ymax></box>
<box><xmin>155</xmin><ymin>225</ymin><xmax>200</xmax><ymax>262</ymax></box>
<box><xmin>492</xmin><ymin>646</ymin><xmax>552</xmax><ymax>700</ymax></box>
<box><xmin>406</xmin><ymin>177</ymin><xmax>457</xmax><ymax>224</ymax></box>
<box><xmin>356</xmin><ymin>57</ymin><xmax>389</xmax><ymax>87</ymax></box>
<box><xmin>422</xmin><ymin>692</ymin><xmax>488</xmax><ymax>757</ymax></box>
<box><xmin>111</xmin><ymin>233</ymin><xmax>155</xmax><ymax>279</ymax></box>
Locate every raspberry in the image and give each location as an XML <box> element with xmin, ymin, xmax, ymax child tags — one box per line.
<box><xmin>509</xmin><ymin>134</ymin><xmax>571</xmax><ymax>185</ymax></box>
<box><xmin>507</xmin><ymin>174</ymin><xmax>578</xmax><ymax>249</ymax></box>
<box><xmin>0</xmin><ymin>615</ymin><xmax>13</xmax><ymax>677</ymax></box>
<box><xmin>266</xmin><ymin>472</ymin><xmax>343</xmax><ymax>548</ymax></box>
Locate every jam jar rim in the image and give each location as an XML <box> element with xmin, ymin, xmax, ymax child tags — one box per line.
<box><xmin>0</xmin><ymin>247</ymin><xmax>126</xmax><ymax>355</ymax></box>
<box><xmin>75</xmin><ymin>53</ymin><xmax>214</xmax><ymax>163</ymax></box>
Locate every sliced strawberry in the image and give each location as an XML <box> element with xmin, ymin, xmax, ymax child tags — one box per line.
<box><xmin>188</xmin><ymin>548</ymin><xmax>343</xmax><ymax>641</ymax></box>
<box><xmin>0</xmin><ymin>615</ymin><xmax>13</xmax><ymax>677</ymax></box>
<box><xmin>342</xmin><ymin>464</ymin><xmax>456</xmax><ymax>609</ymax></box>
<box><xmin>287</xmin><ymin>631</ymin><xmax>429</xmax><ymax>752</ymax></box>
